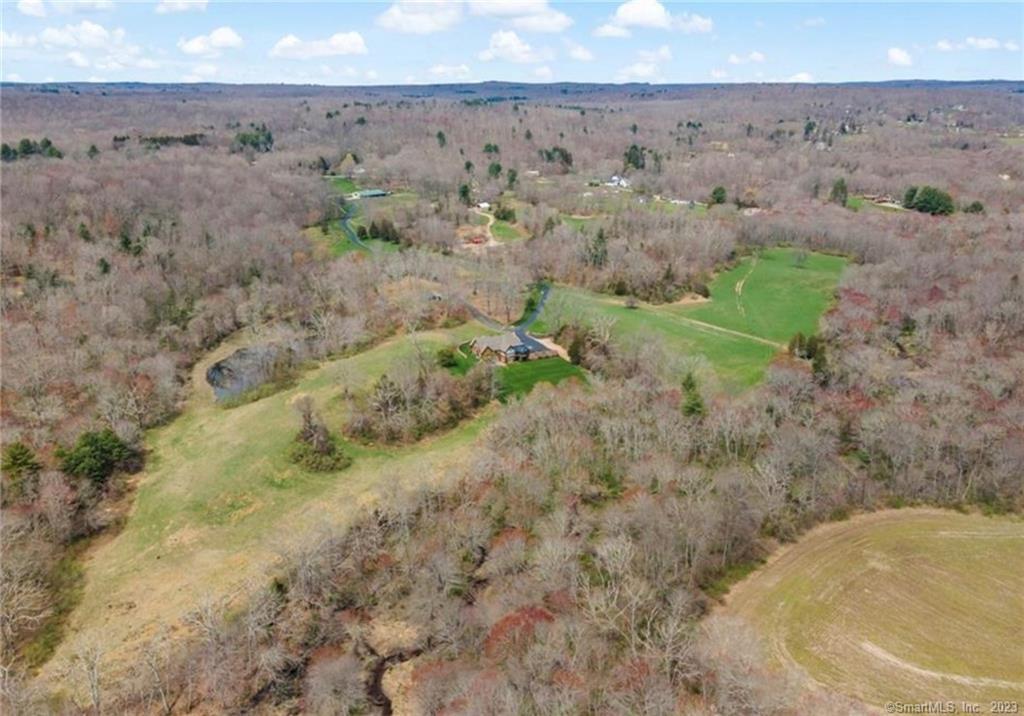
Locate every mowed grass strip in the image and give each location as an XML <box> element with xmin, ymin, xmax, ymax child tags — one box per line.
<box><xmin>724</xmin><ymin>509</ymin><xmax>1024</xmax><ymax>710</ymax></box>
<box><xmin>536</xmin><ymin>248</ymin><xmax>845</xmax><ymax>390</ymax></box>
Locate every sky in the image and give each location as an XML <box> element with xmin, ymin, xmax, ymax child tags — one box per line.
<box><xmin>1</xmin><ymin>1</ymin><xmax>1021</xmax><ymax>85</ymax></box>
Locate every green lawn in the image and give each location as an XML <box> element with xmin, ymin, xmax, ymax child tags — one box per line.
<box><xmin>492</xmin><ymin>220</ymin><xmax>525</xmax><ymax>241</ymax></box>
<box><xmin>536</xmin><ymin>248</ymin><xmax>847</xmax><ymax>391</ymax></box>
<box><xmin>328</xmin><ymin>176</ymin><xmax>358</xmax><ymax>193</ymax></box>
<box><xmin>447</xmin><ymin>342</ymin><xmax>479</xmax><ymax>376</ymax></box>
<box><xmin>498</xmin><ymin>358</ymin><xmax>585</xmax><ymax>398</ymax></box>
<box><xmin>562</xmin><ymin>215</ymin><xmax>603</xmax><ymax>232</ymax></box>
<box><xmin>307</xmin><ymin>224</ymin><xmax>400</xmax><ymax>257</ymax></box>
<box><xmin>847</xmin><ymin>196</ymin><xmax>905</xmax><ymax>213</ymax></box>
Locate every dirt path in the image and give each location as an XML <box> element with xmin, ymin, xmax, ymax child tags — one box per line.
<box><xmin>668</xmin><ymin>313</ymin><xmax>784</xmax><ymax>348</ymax></box>
<box><xmin>733</xmin><ymin>254</ymin><xmax>758</xmax><ymax>317</ymax></box>
<box><xmin>471</xmin><ymin>208</ymin><xmax>496</xmax><ymax>237</ymax></box>
<box><xmin>859</xmin><ymin>641</ymin><xmax>1023</xmax><ymax>690</ymax></box>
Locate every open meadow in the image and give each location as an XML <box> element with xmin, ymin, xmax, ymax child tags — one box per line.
<box><xmin>43</xmin><ymin>323</ymin><xmax>492</xmax><ymax>680</ymax></box>
<box><xmin>537</xmin><ymin>247</ymin><xmax>846</xmax><ymax>390</ymax></box>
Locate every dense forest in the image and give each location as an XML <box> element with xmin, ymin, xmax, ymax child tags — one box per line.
<box><xmin>1</xmin><ymin>80</ymin><xmax>1022</xmax><ymax>713</ymax></box>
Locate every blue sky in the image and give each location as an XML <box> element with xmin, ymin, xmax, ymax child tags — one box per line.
<box><xmin>1</xmin><ymin>1</ymin><xmax>1021</xmax><ymax>85</ymax></box>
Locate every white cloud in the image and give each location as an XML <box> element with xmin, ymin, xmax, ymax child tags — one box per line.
<box><xmin>565</xmin><ymin>39</ymin><xmax>594</xmax><ymax>61</ymax></box>
<box><xmin>66</xmin><ymin>50</ymin><xmax>89</xmax><ymax>67</ymax></box>
<box><xmin>183</xmin><ymin>62</ymin><xmax>218</xmax><ymax>81</ymax></box>
<box><xmin>612</xmin><ymin>0</ymin><xmax>671</xmax><ymax>29</ymax></box>
<box><xmin>596</xmin><ymin>0</ymin><xmax>711</xmax><ymax>38</ymax></box>
<box><xmin>788</xmin><ymin>71</ymin><xmax>814</xmax><ymax>83</ymax></box>
<box><xmin>1</xmin><ymin>30</ymin><xmax>38</xmax><ymax>49</ymax></box>
<box><xmin>887</xmin><ymin>47</ymin><xmax>912</xmax><ymax>66</ymax></box>
<box><xmin>17</xmin><ymin>0</ymin><xmax>46</xmax><ymax>18</ymax></box>
<box><xmin>616</xmin><ymin>61</ymin><xmax>657</xmax><ymax>81</ymax></box>
<box><xmin>40</xmin><ymin>20</ymin><xmax>124</xmax><ymax>48</ymax></box>
<box><xmin>478</xmin><ymin>30</ymin><xmax>547</xmax><ymax>63</ymax></box>
<box><xmin>155</xmin><ymin>0</ymin><xmax>207</xmax><ymax>13</ymax></box>
<box><xmin>965</xmin><ymin>36</ymin><xmax>1001</xmax><ymax>50</ymax></box>
<box><xmin>467</xmin><ymin>1</ymin><xmax>572</xmax><ymax>33</ymax></box>
<box><xmin>30</xmin><ymin>20</ymin><xmax>160</xmax><ymax>71</ymax></box>
<box><xmin>183</xmin><ymin>62</ymin><xmax>217</xmax><ymax>82</ymax></box>
<box><xmin>675</xmin><ymin>12</ymin><xmax>712</xmax><ymax>34</ymax></box>
<box><xmin>801</xmin><ymin>16</ymin><xmax>825</xmax><ymax>27</ymax></box>
<box><xmin>429</xmin><ymin>63</ymin><xmax>471</xmax><ymax>80</ymax></box>
<box><xmin>533</xmin><ymin>65</ymin><xmax>553</xmax><ymax>80</ymax></box>
<box><xmin>710</xmin><ymin>68</ymin><xmax>727</xmax><ymax>80</ymax></box>
<box><xmin>936</xmin><ymin>37</ymin><xmax>1019</xmax><ymax>52</ymax></box>
<box><xmin>63</xmin><ymin>1</ymin><xmax>115</xmax><ymax>11</ymax></box>
<box><xmin>728</xmin><ymin>50</ymin><xmax>765</xmax><ymax>65</ymax></box>
<box><xmin>270</xmin><ymin>31</ymin><xmax>367</xmax><ymax>59</ymax></box>
<box><xmin>594</xmin><ymin>23</ymin><xmax>630</xmax><ymax>38</ymax></box>
<box><xmin>376</xmin><ymin>1</ymin><xmax>462</xmax><ymax>35</ymax></box>
<box><xmin>638</xmin><ymin>45</ymin><xmax>671</xmax><ymax>62</ymax></box>
<box><xmin>177</xmin><ymin>26</ymin><xmax>242</xmax><ymax>57</ymax></box>
<box><xmin>511</xmin><ymin>10</ymin><xmax>572</xmax><ymax>33</ymax></box>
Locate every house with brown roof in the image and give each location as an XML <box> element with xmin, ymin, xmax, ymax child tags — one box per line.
<box><xmin>470</xmin><ymin>331</ymin><xmax>556</xmax><ymax>364</ymax></box>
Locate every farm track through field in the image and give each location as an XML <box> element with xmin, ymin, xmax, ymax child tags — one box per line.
<box><xmin>657</xmin><ymin>311</ymin><xmax>784</xmax><ymax>349</ymax></box>
<box><xmin>733</xmin><ymin>254</ymin><xmax>758</xmax><ymax>317</ymax></box>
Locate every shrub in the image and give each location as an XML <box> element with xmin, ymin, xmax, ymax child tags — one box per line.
<box><xmin>710</xmin><ymin>186</ymin><xmax>727</xmax><ymax>205</ymax></box>
<box><xmin>289</xmin><ymin>397</ymin><xmax>351</xmax><ymax>472</ymax></box>
<box><xmin>963</xmin><ymin>200</ymin><xmax>985</xmax><ymax>214</ymax></box>
<box><xmin>493</xmin><ymin>205</ymin><xmax>516</xmax><ymax>222</ymax></box>
<box><xmin>57</xmin><ymin>429</ymin><xmax>133</xmax><ymax>485</ymax></box>
<box><xmin>905</xmin><ymin>185</ymin><xmax>954</xmax><ymax>215</ymax></box>
<box><xmin>288</xmin><ymin>437</ymin><xmax>351</xmax><ymax>472</ymax></box>
<box><xmin>436</xmin><ymin>346</ymin><xmax>459</xmax><ymax>368</ymax></box>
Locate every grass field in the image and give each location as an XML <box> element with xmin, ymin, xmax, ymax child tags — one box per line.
<box><xmin>724</xmin><ymin>509</ymin><xmax>1024</xmax><ymax>710</ymax></box>
<box><xmin>681</xmin><ymin>248</ymin><xmax>848</xmax><ymax>343</ymax></box>
<box><xmin>498</xmin><ymin>358</ymin><xmax>585</xmax><ymax>398</ymax></box>
<box><xmin>328</xmin><ymin>176</ymin><xmax>358</xmax><ymax>193</ymax></box>
<box><xmin>44</xmin><ymin>324</ymin><xmax>489</xmax><ymax>680</ymax></box>
<box><xmin>562</xmin><ymin>214</ymin><xmax>604</xmax><ymax>232</ymax></box>
<box><xmin>536</xmin><ymin>248</ymin><xmax>846</xmax><ymax>390</ymax></box>
<box><xmin>306</xmin><ymin>224</ymin><xmax>400</xmax><ymax>257</ymax></box>
<box><xmin>492</xmin><ymin>219</ymin><xmax>527</xmax><ymax>241</ymax></box>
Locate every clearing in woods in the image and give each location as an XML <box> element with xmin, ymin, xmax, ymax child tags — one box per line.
<box><xmin>43</xmin><ymin>323</ymin><xmax>492</xmax><ymax>682</ymax></box>
<box><xmin>723</xmin><ymin>509</ymin><xmax>1024</xmax><ymax>710</ymax></box>
<box><xmin>535</xmin><ymin>248</ymin><xmax>846</xmax><ymax>390</ymax></box>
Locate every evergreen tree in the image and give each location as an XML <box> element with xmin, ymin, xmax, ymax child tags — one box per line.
<box><xmin>58</xmin><ymin>428</ymin><xmax>132</xmax><ymax>485</ymax></box>
<box><xmin>830</xmin><ymin>178</ymin><xmax>848</xmax><ymax>206</ymax></box>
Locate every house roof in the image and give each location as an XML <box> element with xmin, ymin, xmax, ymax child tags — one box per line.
<box><xmin>472</xmin><ymin>332</ymin><xmax>523</xmax><ymax>352</ymax></box>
